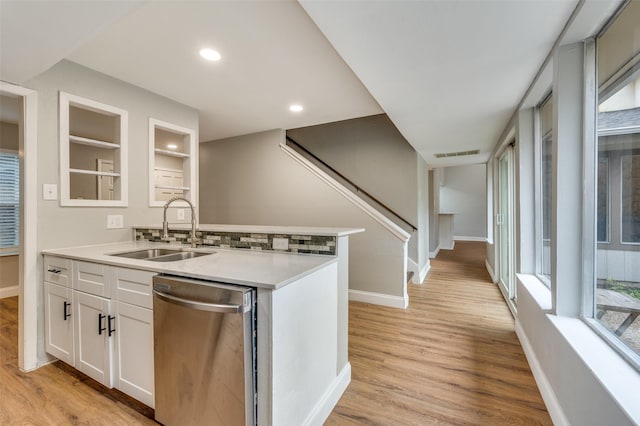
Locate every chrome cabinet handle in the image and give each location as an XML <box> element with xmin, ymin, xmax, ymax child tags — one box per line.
<box><xmin>153</xmin><ymin>290</ymin><xmax>242</xmax><ymax>314</ymax></box>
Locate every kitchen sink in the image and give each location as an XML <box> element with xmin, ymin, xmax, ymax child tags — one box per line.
<box><xmin>109</xmin><ymin>248</ymin><xmax>214</xmax><ymax>262</ymax></box>
<box><xmin>110</xmin><ymin>248</ymin><xmax>183</xmax><ymax>259</ymax></box>
<box><xmin>147</xmin><ymin>251</ymin><xmax>212</xmax><ymax>262</ymax></box>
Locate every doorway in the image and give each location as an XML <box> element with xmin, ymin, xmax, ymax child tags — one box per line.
<box><xmin>0</xmin><ymin>82</ymin><xmax>38</xmax><ymax>371</ymax></box>
<box><xmin>497</xmin><ymin>143</ymin><xmax>516</xmax><ymax>311</ymax></box>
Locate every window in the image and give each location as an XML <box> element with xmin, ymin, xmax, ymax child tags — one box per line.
<box><xmin>537</xmin><ymin>94</ymin><xmax>553</xmax><ymax>283</ymax></box>
<box><xmin>593</xmin><ymin>0</ymin><xmax>640</xmax><ymax>363</ymax></box>
<box><xmin>0</xmin><ymin>150</ymin><xmax>19</xmax><ymax>249</ymax></box>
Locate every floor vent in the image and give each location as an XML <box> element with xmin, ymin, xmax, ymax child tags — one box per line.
<box><xmin>434</xmin><ymin>149</ymin><xmax>480</xmax><ymax>158</ymax></box>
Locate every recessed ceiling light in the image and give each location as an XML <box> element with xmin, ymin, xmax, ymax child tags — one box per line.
<box><xmin>289</xmin><ymin>104</ymin><xmax>304</xmax><ymax>112</ymax></box>
<box><xmin>199</xmin><ymin>48</ymin><xmax>221</xmax><ymax>61</ymax></box>
<box><xmin>167</xmin><ymin>143</ymin><xmax>178</xmax><ymax>150</ymax></box>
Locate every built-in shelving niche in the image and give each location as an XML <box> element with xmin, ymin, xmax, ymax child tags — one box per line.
<box><xmin>59</xmin><ymin>92</ymin><xmax>128</xmax><ymax>206</ymax></box>
<box><xmin>148</xmin><ymin>118</ymin><xmax>196</xmax><ymax>207</ymax></box>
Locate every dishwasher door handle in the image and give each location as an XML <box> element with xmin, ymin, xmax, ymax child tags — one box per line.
<box><xmin>153</xmin><ymin>290</ymin><xmax>242</xmax><ymax>314</ymax></box>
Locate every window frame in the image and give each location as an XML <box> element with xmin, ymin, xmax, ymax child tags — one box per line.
<box><xmin>534</xmin><ymin>92</ymin><xmax>553</xmax><ymax>287</ymax></box>
<box><xmin>582</xmin><ymin>8</ymin><xmax>640</xmax><ymax>370</ymax></box>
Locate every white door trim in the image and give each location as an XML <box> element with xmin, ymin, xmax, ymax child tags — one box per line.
<box><xmin>1</xmin><ymin>82</ymin><xmax>39</xmax><ymax>371</ymax></box>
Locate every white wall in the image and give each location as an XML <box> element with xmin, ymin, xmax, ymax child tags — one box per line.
<box><xmin>26</xmin><ymin>60</ymin><xmax>199</xmax><ymax>363</ymax></box>
<box><xmin>517</xmin><ymin>277</ymin><xmax>639</xmax><ymax>425</ymax></box>
<box><xmin>199</xmin><ymin>129</ymin><xmax>408</xmax><ymax>303</ymax></box>
<box><xmin>440</xmin><ymin>164</ymin><xmax>487</xmax><ymax>240</ymax></box>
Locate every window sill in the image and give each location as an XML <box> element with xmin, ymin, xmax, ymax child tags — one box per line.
<box><xmin>547</xmin><ymin>314</ymin><xmax>640</xmax><ymax>422</ymax></box>
<box><xmin>517</xmin><ymin>273</ymin><xmax>552</xmax><ymax>311</ymax></box>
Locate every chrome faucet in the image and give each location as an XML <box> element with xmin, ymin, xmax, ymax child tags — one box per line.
<box><xmin>162</xmin><ymin>196</ymin><xmax>199</xmax><ymax>248</ymax></box>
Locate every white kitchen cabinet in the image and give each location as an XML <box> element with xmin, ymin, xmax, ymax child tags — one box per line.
<box><xmin>113</xmin><ymin>301</ymin><xmax>154</xmax><ymax>407</ymax></box>
<box><xmin>44</xmin><ymin>282</ymin><xmax>74</xmax><ymax>365</ymax></box>
<box><xmin>74</xmin><ymin>261</ymin><xmax>110</xmax><ymax>297</ymax></box>
<box><xmin>74</xmin><ymin>291</ymin><xmax>113</xmax><ymax>387</ymax></box>
<box><xmin>112</xmin><ymin>267</ymin><xmax>155</xmax><ymax>309</ymax></box>
<box><xmin>44</xmin><ymin>255</ymin><xmax>71</xmax><ymax>287</ymax></box>
<box><xmin>44</xmin><ymin>257</ymin><xmax>155</xmax><ymax>406</ymax></box>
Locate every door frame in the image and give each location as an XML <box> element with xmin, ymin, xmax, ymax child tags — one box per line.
<box><xmin>496</xmin><ymin>142</ymin><xmax>517</xmax><ymax>313</ymax></box>
<box><xmin>1</xmin><ymin>82</ymin><xmax>39</xmax><ymax>371</ymax></box>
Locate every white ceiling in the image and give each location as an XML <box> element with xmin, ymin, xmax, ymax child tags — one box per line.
<box><xmin>1</xmin><ymin>0</ymin><xmax>581</xmax><ymax>167</ymax></box>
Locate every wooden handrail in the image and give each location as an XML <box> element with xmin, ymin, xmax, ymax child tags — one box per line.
<box><xmin>285</xmin><ymin>136</ymin><xmax>417</xmax><ymax>232</ymax></box>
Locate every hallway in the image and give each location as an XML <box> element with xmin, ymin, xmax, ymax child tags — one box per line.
<box><xmin>326</xmin><ymin>241</ymin><xmax>552</xmax><ymax>425</ymax></box>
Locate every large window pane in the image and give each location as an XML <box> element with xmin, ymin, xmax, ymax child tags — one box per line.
<box><xmin>595</xmin><ymin>0</ymin><xmax>640</xmax><ymax>360</ymax></box>
<box><xmin>539</xmin><ymin>95</ymin><xmax>553</xmax><ymax>281</ymax></box>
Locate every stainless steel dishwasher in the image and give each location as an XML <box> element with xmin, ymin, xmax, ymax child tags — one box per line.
<box><xmin>153</xmin><ymin>275</ymin><xmax>256</xmax><ymax>426</ymax></box>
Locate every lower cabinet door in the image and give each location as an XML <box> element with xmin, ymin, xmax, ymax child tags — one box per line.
<box><xmin>114</xmin><ymin>301</ymin><xmax>154</xmax><ymax>408</ymax></box>
<box><xmin>75</xmin><ymin>291</ymin><xmax>113</xmax><ymax>387</ymax></box>
<box><xmin>44</xmin><ymin>282</ymin><xmax>74</xmax><ymax>365</ymax></box>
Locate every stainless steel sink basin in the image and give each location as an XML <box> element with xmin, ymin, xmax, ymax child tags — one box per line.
<box><xmin>147</xmin><ymin>251</ymin><xmax>212</xmax><ymax>262</ymax></box>
<box><xmin>110</xmin><ymin>248</ymin><xmax>183</xmax><ymax>259</ymax></box>
<box><xmin>108</xmin><ymin>248</ymin><xmax>214</xmax><ymax>262</ymax></box>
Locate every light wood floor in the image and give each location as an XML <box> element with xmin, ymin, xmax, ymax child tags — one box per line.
<box><xmin>0</xmin><ymin>241</ymin><xmax>550</xmax><ymax>425</ymax></box>
<box><xmin>326</xmin><ymin>241</ymin><xmax>551</xmax><ymax>425</ymax></box>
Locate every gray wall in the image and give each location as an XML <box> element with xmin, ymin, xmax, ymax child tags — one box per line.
<box><xmin>287</xmin><ymin>114</ymin><xmax>427</xmax><ymax>267</ymax></box>
<box><xmin>440</xmin><ymin>164</ymin><xmax>487</xmax><ymax>239</ymax></box>
<box><xmin>26</xmin><ymin>60</ymin><xmax>199</xmax><ymax>362</ymax></box>
<box><xmin>199</xmin><ymin>129</ymin><xmax>408</xmax><ymax>298</ymax></box>
<box><xmin>287</xmin><ymin>114</ymin><xmax>418</xmax><ymax>228</ymax></box>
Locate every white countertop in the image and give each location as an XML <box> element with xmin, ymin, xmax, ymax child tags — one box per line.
<box><xmin>42</xmin><ymin>241</ymin><xmax>337</xmax><ymax>290</ymax></box>
<box><xmin>133</xmin><ymin>223</ymin><xmax>365</xmax><ymax>237</ymax></box>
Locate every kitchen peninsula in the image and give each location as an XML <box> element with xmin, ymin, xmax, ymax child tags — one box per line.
<box><xmin>42</xmin><ymin>224</ymin><xmax>363</xmax><ymax>426</ymax></box>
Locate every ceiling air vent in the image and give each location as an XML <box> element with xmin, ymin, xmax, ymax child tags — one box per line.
<box><xmin>434</xmin><ymin>149</ymin><xmax>480</xmax><ymax>159</ymax></box>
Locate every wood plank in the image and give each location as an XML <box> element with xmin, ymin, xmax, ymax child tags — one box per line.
<box><xmin>326</xmin><ymin>241</ymin><xmax>552</xmax><ymax>425</ymax></box>
<box><xmin>0</xmin><ymin>296</ymin><xmax>155</xmax><ymax>425</ymax></box>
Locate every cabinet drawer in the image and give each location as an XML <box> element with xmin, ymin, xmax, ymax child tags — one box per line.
<box><xmin>113</xmin><ymin>268</ymin><xmax>156</xmax><ymax>309</ymax></box>
<box><xmin>44</xmin><ymin>256</ymin><xmax>71</xmax><ymax>287</ymax></box>
<box><xmin>75</xmin><ymin>261</ymin><xmax>111</xmax><ymax>297</ymax></box>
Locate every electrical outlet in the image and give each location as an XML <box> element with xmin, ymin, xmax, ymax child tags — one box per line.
<box><xmin>177</xmin><ymin>209</ymin><xmax>185</xmax><ymax>220</ymax></box>
<box><xmin>43</xmin><ymin>184</ymin><xmax>57</xmax><ymax>200</ymax></box>
<box><xmin>272</xmin><ymin>238</ymin><xmax>289</xmax><ymax>250</ymax></box>
<box><xmin>107</xmin><ymin>215</ymin><xmax>124</xmax><ymax>229</ymax></box>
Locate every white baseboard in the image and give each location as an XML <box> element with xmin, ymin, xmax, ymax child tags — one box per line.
<box><xmin>515</xmin><ymin>320</ymin><xmax>569</xmax><ymax>426</ymax></box>
<box><xmin>485</xmin><ymin>260</ymin><xmax>497</xmax><ymax>283</ymax></box>
<box><xmin>441</xmin><ymin>241</ymin><xmax>455</xmax><ymax>250</ymax></box>
<box><xmin>413</xmin><ymin>260</ymin><xmax>430</xmax><ymax>284</ymax></box>
<box><xmin>349</xmin><ymin>289</ymin><xmax>408</xmax><ymax>309</ymax></box>
<box><xmin>429</xmin><ymin>246</ymin><xmax>440</xmax><ymax>259</ymax></box>
<box><xmin>454</xmin><ymin>236</ymin><xmax>488</xmax><ymax>242</ymax></box>
<box><xmin>0</xmin><ymin>285</ymin><xmax>18</xmax><ymax>299</ymax></box>
<box><xmin>303</xmin><ymin>362</ymin><xmax>351</xmax><ymax>426</ymax></box>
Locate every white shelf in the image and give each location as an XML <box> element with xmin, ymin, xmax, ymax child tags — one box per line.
<box><xmin>70</xmin><ymin>135</ymin><xmax>120</xmax><ymax>150</ymax></box>
<box><xmin>154</xmin><ymin>148</ymin><xmax>189</xmax><ymax>158</ymax></box>
<box><xmin>155</xmin><ymin>185</ymin><xmax>189</xmax><ymax>191</ymax></box>
<box><xmin>70</xmin><ymin>168</ymin><xmax>120</xmax><ymax>177</ymax></box>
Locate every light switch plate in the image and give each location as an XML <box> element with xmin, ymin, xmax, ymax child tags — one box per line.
<box><xmin>272</xmin><ymin>238</ymin><xmax>289</xmax><ymax>250</ymax></box>
<box><xmin>43</xmin><ymin>184</ymin><xmax>57</xmax><ymax>200</ymax></box>
<box><xmin>107</xmin><ymin>215</ymin><xmax>124</xmax><ymax>229</ymax></box>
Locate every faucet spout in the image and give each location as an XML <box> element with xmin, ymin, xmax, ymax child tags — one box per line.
<box><xmin>162</xmin><ymin>197</ymin><xmax>199</xmax><ymax>247</ymax></box>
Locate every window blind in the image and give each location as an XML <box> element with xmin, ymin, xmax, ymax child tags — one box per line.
<box><xmin>0</xmin><ymin>151</ymin><xmax>19</xmax><ymax>248</ymax></box>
